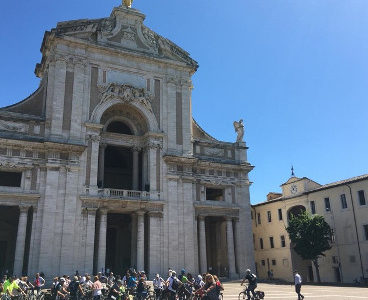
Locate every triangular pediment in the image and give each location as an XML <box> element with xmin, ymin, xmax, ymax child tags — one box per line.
<box><xmin>51</xmin><ymin>6</ymin><xmax>198</xmax><ymax>70</ymax></box>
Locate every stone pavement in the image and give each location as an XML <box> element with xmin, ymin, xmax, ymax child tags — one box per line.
<box><xmin>222</xmin><ymin>281</ymin><xmax>368</xmax><ymax>299</ymax></box>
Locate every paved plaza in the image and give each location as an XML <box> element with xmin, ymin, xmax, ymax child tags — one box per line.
<box><xmin>222</xmin><ymin>281</ymin><xmax>368</xmax><ymax>300</ymax></box>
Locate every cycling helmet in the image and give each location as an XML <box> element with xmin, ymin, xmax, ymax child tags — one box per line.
<box><xmin>245</xmin><ymin>269</ymin><xmax>251</xmax><ymax>275</ymax></box>
<box><xmin>181</xmin><ymin>269</ymin><xmax>186</xmax><ymax>274</ymax></box>
<box><xmin>197</xmin><ymin>275</ymin><xmax>202</xmax><ymax>280</ymax></box>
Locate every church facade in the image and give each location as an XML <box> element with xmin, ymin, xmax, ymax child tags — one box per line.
<box><xmin>0</xmin><ymin>3</ymin><xmax>254</xmax><ymax>279</ymax></box>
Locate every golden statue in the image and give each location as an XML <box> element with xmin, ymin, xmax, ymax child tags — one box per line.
<box><xmin>123</xmin><ymin>0</ymin><xmax>133</xmax><ymax>8</ymax></box>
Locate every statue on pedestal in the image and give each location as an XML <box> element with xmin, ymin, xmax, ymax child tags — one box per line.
<box><xmin>233</xmin><ymin>119</ymin><xmax>244</xmax><ymax>143</ymax></box>
<box><xmin>123</xmin><ymin>0</ymin><xmax>133</xmax><ymax>8</ymax></box>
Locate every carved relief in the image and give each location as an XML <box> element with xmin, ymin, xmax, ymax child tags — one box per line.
<box><xmin>98</xmin><ymin>83</ymin><xmax>153</xmax><ymax>114</ymax></box>
<box><xmin>203</xmin><ymin>147</ymin><xmax>224</xmax><ymax>157</ymax></box>
<box><xmin>0</xmin><ymin>161</ymin><xmax>18</xmax><ymax>169</ymax></box>
<box><xmin>0</xmin><ymin>120</ymin><xmax>27</xmax><ymax>133</ymax></box>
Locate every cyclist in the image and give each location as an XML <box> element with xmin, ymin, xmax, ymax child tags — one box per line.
<box><xmin>69</xmin><ymin>276</ymin><xmax>85</xmax><ymax>300</ymax></box>
<box><xmin>108</xmin><ymin>279</ymin><xmax>122</xmax><ymax>300</ymax></box>
<box><xmin>153</xmin><ymin>274</ymin><xmax>165</xmax><ymax>300</ymax></box>
<box><xmin>34</xmin><ymin>273</ymin><xmax>45</xmax><ymax>295</ymax></box>
<box><xmin>3</xmin><ymin>276</ymin><xmax>26</xmax><ymax>298</ymax></box>
<box><xmin>92</xmin><ymin>276</ymin><xmax>103</xmax><ymax>300</ymax></box>
<box><xmin>167</xmin><ymin>271</ymin><xmax>179</xmax><ymax>300</ymax></box>
<box><xmin>241</xmin><ymin>269</ymin><xmax>257</xmax><ymax>300</ymax></box>
<box><xmin>56</xmin><ymin>278</ymin><xmax>69</xmax><ymax>299</ymax></box>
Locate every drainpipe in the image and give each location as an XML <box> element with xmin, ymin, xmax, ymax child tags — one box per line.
<box><xmin>346</xmin><ymin>184</ymin><xmax>365</xmax><ymax>281</ymax></box>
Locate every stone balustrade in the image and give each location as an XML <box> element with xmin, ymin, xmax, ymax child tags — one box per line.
<box><xmin>85</xmin><ymin>187</ymin><xmax>161</xmax><ymax>200</ymax></box>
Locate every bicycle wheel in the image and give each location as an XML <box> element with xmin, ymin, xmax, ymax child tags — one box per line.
<box><xmin>238</xmin><ymin>291</ymin><xmax>246</xmax><ymax>300</ymax></box>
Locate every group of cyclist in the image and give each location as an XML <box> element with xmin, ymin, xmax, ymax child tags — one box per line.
<box><xmin>0</xmin><ymin>268</ymin><xmax>259</xmax><ymax>300</ymax></box>
<box><xmin>0</xmin><ymin>273</ymin><xmax>45</xmax><ymax>299</ymax></box>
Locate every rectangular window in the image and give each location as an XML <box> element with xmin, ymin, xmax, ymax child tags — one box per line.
<box><xmin>267</xmin><ymin>211</ymin><xmax>272</xmax><ymax>222</ymax></box>
<box><xmin>257</xmin><ymin>213</ymin><xmax>261</xmax><ymax>225</ymax></box>
<box><xmin>260</xmin><ymin>238</ymin><xmax>264</xmax><ymax>249</ymax></box>
<box><xmin>278</xmin><ymin>208</ymin><xmax>283</xmax><ymax>220</ymax></box>
<box><xmin>324</xmin><ymin>197</ymin><xmax>331</xmax><ymax>212</ymax></box>
<box><xmin>206</xmin><ymin>188</ymin><xmax>224</xmax><ymax>201</ymax></box>
<box><xmin>340</xmin><ymin>194</ymin><xmax>348</xmax><ymax>209</ymax></box>
<box><xmin>358</xmin><ymin>190</ymin><xmax>366</xmax><ymax>205</ymax></box>
<box><xmin>281</xmin><ymin>235</ymin><xmax>286</xmax><ymax>247</ymax></box>
<box><xmin>310</xmin><ymin>201</ymin><xmax>316</xmax><ymax>214</ymax></box>
<box><xmin>0</xmin><ymin>171</ymin><xmax>22</xmax><ymax>187</ymax></box>
<box><xmin>364</xmin><ymin>225</ymin><xmax>368</xmax><ymax>241</ymax></box>
<box><xmin>272</xmin><ymin>259</ymin><xmax>276</xmax><ymax>266</ymax></box>
<box><xmin>261</xmin><ymin>260</ymin><xmax>265</xmax><ymax>266</ymax></box>
<box><xmin>270</xmin><ymin>237</ymin><xmax>274</xmax><ymax>248</ymax></box>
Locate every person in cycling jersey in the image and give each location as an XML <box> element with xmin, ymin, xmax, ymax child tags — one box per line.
<box><xmin>153</xmin><ymin>274</ymin><xmax>165</xmax><ymax>300</ymax></box>
<box><xmin>3</xmin><ymin>276</ymin><xmax>26</xmax><ymax>298</ymax></box>
<box><xmin>241</xmin><ymin>269</ymin><xmax>257</xmax><ymax>300</ymax></box>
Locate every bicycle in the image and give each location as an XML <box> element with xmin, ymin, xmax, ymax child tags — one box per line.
<box><xmin>238</xmin><ymin>286</ymin><xmax>264</xmax><ymax>300</ymax></box>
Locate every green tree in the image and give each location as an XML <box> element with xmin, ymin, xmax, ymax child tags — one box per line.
<box><xmin>286</xmin><ymin>211</ymin><xmax>332</xmax><ymax>282</ymax></box>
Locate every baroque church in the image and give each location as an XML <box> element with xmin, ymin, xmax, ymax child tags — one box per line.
<box><xmin>0</xmin><ymin>2</ymin><xmax>254</xmax><ymax>279</ymax></box>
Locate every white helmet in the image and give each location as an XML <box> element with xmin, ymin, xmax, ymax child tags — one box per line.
<box><xmin>245</xmin><ymin>269</ymin><xmax>251</xmax><ymax>275</ymax></box>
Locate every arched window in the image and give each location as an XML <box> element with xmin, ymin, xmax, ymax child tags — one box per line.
<box><xmin>106</xmin><ymin>121</ymin><xmax>133</xmax><ymax>135</ymax></box>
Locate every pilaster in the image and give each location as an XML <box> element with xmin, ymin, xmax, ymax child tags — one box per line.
<box><xmin>85</xmin><ymin>208</ymin><xmax>97</xmax><ymax>274</ymax></box>
<box><xmin>13</xmin><ymin>205</ymin><xmax>30</xmax><ymax>276</ymax></box>
<box><xmin>50</xmin><ymin>56</ymin><xmax>67</xmax><ymax>138</ymax></box>
<box><xmin>226</xmin><ymin>217</ymin><xmax>237</xmax><ymax>279</ymax></box>
<box><xmin>70</xmin><ymin>59</ymin><xmax>87</xmax><ymax>141</ymax></box>
<box><xmin>136</xmin><ymin>211</ymin><xmax>145</xmax><ymax>272</ymax></box>
<box><xmin>97</xmin><ymin>208</ymin><xmax>108</xmax><ymax>273</ymax></box>
<box><xmin>198</xmin><ymin>215</ymin><xmax>207</xmax><ymax>274</ymax></box>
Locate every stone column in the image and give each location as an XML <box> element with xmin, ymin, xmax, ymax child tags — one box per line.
<box><xmin>13</xmin><ymin>205</ymin><xmax>30</xmax><ymax>276</ymax></box>
<box><xmin>136</xmin><ymin>211</ymin><xmax>145</xmax><ymax>272</ymax></box>
<box><xmin>97</xmin><ymin>209</ymin><xmax>108</xmax><ymax>273</ymax></box>
<box><xmin>90</xmin><ymin>135</ymin><xmax>101</xmax><ymax>193</ymax></box>
<box><xmin>198</xmin><ymin>216</ymin><xmax>207</xmax><ymax>274</ymax></box>
<box><xmin>130</xmin><ymin>214</ymin><xmax>137</xmax><ymax>268</ymax></box>
<box><xmin>98</xmin><ymin>144</ymin><xmax>106</xmax><ymax>188</ymax></box>
<box><xmin>86</xmin><ymin>123</ymin><xmax>103</xmax><ymax>195</ymax></box>
<box><xmin>141</xmin><ymin>149</ymin><xmax>148</xmax><ymax>190</ymax></box>
<box><xmin>85</xmin><ymin>208</ymin><xmax>97</xmax><ymax>275</ymax></box>
<box><xmin>132</xmin><ymin>147</ymin><xmax>139</xmax><ymax>190</ymax></box>
<box><xmin>226</xmin><ymin>217</ymin><xmax>237</xmax><ymax>278</ymax></box>
<box><xmin>148</xmin><ymin>212</ymin><xmax>162</xmax><ymax>279</ymax></box>
<box><xmin>148</xmin><ymin>146</ymin><xmax>157</xmax><ymax>192</ymax></box>
<box><xmin>27</xmin><ymin>207</ymin><xmax>38</xmax><ymax>275</ymax></box>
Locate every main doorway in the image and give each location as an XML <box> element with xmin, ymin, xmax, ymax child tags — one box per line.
<box><xmin>205</xmin><ymin>216</ymin><xmax>228</xmax><ymax>277</ymax></box>
<box><xmin>0</xmin><ymin>206</ymin><xmax>19</xmax><ymax>275</ymax></box>
<box><xmin>105</xmin><ymin>214</ymin><xmax>132</xmax><ymax>273</ymax></box>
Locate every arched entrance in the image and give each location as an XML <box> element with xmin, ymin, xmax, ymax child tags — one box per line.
<box><xmin>288</xmin><ymin>205</ymin><xmax>306</xmax><ymax>220</ymax></box>
<box><xmin>0</xmin><ymin>206</ymin><xmax>19</xmax><ymax>275</ymax></box>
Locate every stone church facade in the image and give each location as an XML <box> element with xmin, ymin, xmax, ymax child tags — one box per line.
<box><xmin>0</xmin><ymin>3</ymin><xmax>254</xmax><ymax>279</ymax></box>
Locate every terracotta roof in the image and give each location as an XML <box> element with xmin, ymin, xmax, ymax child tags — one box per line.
<box><xmin>252</xmin><ymin>173</ymin><xmax>368</xmax><ymax>207</ymax></box>
<box><xmin>309</xmin><ymin>174</ymin><xmax>368</xmax><ymax>192</ymax></box>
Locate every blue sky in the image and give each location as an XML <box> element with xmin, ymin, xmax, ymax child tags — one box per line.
<box><xmin>1</xmin><ymin>1</ymin><xmax>367</xmax><ymax>204</ymax></box>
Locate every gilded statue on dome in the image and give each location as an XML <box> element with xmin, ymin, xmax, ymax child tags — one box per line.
<box><xmin>123</xmin><ymin>0</ymin><xmax>133</xmax><ymax>8</ymax></box>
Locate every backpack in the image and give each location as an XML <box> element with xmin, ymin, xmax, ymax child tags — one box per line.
<box><xmin>171</xmin><ymin>277</ymin><xmax>179</xmax><ymax>290</ymax></box>
<box><xmin>249</xmin><ymin>274</ymin><xmax>257</xmax><ymax>285</ymax></box>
